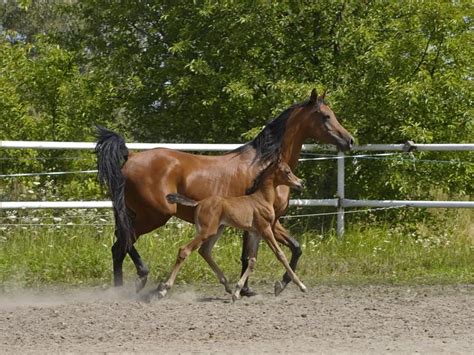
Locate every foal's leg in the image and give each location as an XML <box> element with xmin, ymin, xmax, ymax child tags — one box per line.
<box><xmin>233</xmin><ymin>257</ymin><xmax>256</xmax><ymax>302</ymax></box>
<box><xmin>239</xmin><ymin>231</ymin><xmax>261</xmax><ymax>297</ymax></box>
<box><xmin>272</xmin><ymin>220</ymin><xmax>303</xmax><ymax>296</ymax></box>
<box><xmin>198</xmin><ymin>226</ymin><xmax>232</xmax><ymax>293</ymax></box>
<box><xmin>261</xmin><ymin>226</ymin><xmax>307</xmax><ymax>294</ymax></box>
<box><xmin>154</xmin><ymin>231</ymin><xmax>209</xmax><ymax>298</ymax></box>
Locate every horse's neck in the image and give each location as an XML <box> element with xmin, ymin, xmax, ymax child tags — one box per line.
<box><xmin>280</xmin><ymin>117</ymin><xmax>307</xmax><ymax>169</ymax></box>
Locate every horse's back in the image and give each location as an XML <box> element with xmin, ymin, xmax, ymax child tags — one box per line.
<box><xmin>123</xmin><ymin>148</ymin><xmax>225</xmax><ymax>187</ymax></box>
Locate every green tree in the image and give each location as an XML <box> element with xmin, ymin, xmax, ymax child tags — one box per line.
<box><xmin>1</xmin><ymin>1</ymin><xmax>472</xmax><ymax>219</ymax></box>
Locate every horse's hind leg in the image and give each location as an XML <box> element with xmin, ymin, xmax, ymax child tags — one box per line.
<box><xmin>261</xmin><ymin>226</ymin><xmax>306</xmax><ymax>294</ymax></box>
<box><xmin>112</xmin><ymin>229</ymin><xmax>127</xmax><ymax>287</ymax></box>
<box><xmin>128</xmin><ymin>212</ymin><xmax>172</xmax><ymax>292</ymax></box>
<box><xmin>198</xmin><ymin>226</ymin><xmax>231</xmax><ymax>293</ymax></box>
<box><xmin>273</xmin><ymin>221</ymin><xmax>302</xmax><ymax>296</ymax></box>
<box><xmin>128</xmin><ymin>246</ymin><xmax>149</xmax><ymax>293</ymax></box>
<box><xmin>113</xmin><ymin>240</ymin><xmax>149</xmax><ymax>291</ymax></box>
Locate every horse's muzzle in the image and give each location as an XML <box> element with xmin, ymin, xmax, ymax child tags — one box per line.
<box><xmin>333</xmin><ymin>133</ymin><xmax>355</xmax><ymax>152</ymax></box>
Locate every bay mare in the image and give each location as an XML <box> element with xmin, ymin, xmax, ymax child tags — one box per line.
<box><xmin>95</xmin><ymin>89</ymin><xmax>354</xmax><ymax>296</ymax></box>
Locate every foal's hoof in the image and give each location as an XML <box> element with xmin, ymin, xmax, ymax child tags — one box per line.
<box><xmin>139</xmin><ymin>287</ymin><xmax>165</xmax><ymax>303</ymax></box>
<box><xmin>232</xmin><ymin>293</ymin><xmax>240</xmax><ymax>303</ymax></box>
<box><xmin>239</xmin><ymin>287</ymin><xmax>258</xmax><ymax>298</ymax></box>
<box><xmin>154</xmin><ymin>283</ymin><xmax>168</xmax><ymax>298</ymax></box>
<box><xmin>135</xmin><ymin>275</ymin><xmax>148</xmax><ymax>293</ymax></box>
<box><xmin>274</xmin><ymin>281</ymin><xmax>286</xmax><ymax>296</ymax></box>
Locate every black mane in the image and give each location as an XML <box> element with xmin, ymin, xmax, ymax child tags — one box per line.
<box><xmin>235</xmin><ymin>103</ymin><xmax>301</xmax><ymax>166</ymax></box>
<box><xmin>237</xmin><ymin>103</ymin><xmax>304</xmax><ymax>194</ymax></box>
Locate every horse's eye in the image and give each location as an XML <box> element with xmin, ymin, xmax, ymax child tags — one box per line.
<box><xmin>323</xmin><ymin>114</ymin><xmax>330</xmax><ymax>121</ymax></box>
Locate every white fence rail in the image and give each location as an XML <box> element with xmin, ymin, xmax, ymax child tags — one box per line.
<box><xmin>1</xmin><ymin>140</ymin><xmax>473</xmax><ymax>236</ymax></box>
<box><xmin>2</xmin><ymin>140</ymin><xmax>474</xmax><ymax>152</ymax></box>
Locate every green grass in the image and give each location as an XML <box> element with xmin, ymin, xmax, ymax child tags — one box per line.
<box><xmin>1</xmin><ymin>211</ymin><xmax>472</xmax><ymax>291</ymax></box>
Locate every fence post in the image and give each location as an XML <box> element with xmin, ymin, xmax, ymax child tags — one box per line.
<box><xmin>337</xmin><ymin>151</ymin><xmax>345</xmax><ymax>237</ymax></box>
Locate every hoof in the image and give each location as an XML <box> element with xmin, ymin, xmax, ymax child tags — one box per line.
<box><xmin>239</xmin><ymin>287</ymin><xmax>258</xmax><ymax>298</ymax></box>
<box><xmin>156</xmin><ymin>289</ymin><xmax>167</xmax><ymax>298</ymax></box>
<box><xmin>300</xmin><ymin>284</ymin><xmax>307</xmax><ymax>293</ymax></box>
<box><xmin>224</xmin><ymin>285</ymin><xmax>233</xmax><ymax>294</ymax></box>
<box><xmin>274</xmin><ymin>281</ymin><xmax>286</xmax><ymax>296</ymax></box>
<box><xmin>151</xmin><ymin>282</ymin><xmax>168</xmax><ymax>299</ymax></box>
<box><xmin>135</xmin><ymin>275</ymin><xmax>148</xmax><ymax>293</ymax></box>
<box><xmin>232</xmin><ymin>292</ymin><xmax>240</xmax><ymax>303</ymax></box>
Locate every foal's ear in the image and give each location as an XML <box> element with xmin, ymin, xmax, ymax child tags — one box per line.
<box><xmin>309</xmin><ymin>89</ymin><xmax>318</xmax><ymax>105</ymax></box>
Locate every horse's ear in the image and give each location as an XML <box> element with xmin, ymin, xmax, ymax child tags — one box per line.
<box><xmin>320</xmin><ymin>90</ymin><xmax>327</xmax><ymax>100</ymax></box>
<box><xmin>309</xmin><ymin>89</ymin><xmax>318</xmax><ymax>104</ymax></box>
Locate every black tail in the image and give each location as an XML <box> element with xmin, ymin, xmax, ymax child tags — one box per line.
<box><xmin>166</xmin><ymin>193</ymin><xmax>199</xmax><ymax>207</ymax></box>
<box><xmin>95</xmin><ymin>125</ymin><xmax>133</xmax><ymax>252</ymax></box>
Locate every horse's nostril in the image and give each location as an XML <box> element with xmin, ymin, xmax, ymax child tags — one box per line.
<box><xmin>349</xmin><ymin>137</ymin><xmax>355</xmax><ymax>148</ymax></box>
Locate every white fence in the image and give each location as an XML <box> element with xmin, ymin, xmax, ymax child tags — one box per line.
<box><xmin>1</xmin><ymin>140</ymin><xmax>473</xmax><ymax>236</ymax></box>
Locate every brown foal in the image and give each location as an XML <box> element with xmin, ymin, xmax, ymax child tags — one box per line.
<box><xmin>158</xmin><ymin>162</ymin><xmax>307</xmax><ymax>301</ymax></box>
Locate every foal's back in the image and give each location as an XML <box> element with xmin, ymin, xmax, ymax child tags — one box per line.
<box><xmin>195</xmin><ymin>194</ymin><xmax>274</xmax><ymax>234</ymax></box>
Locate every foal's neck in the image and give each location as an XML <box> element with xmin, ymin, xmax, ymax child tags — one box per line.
<box><xmin>254</xmin><ymin>176</ymin><xmax>278</xmax><ymax>205</ymax></box>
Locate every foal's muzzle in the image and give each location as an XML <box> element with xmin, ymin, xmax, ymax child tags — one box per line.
<box><xmin>293</xmin><ymin>179</ymin><xmax>305</xmax><ymax>191</ymax></box>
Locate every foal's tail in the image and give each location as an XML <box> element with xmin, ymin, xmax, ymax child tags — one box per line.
<box><xmin>166</xmin><ymin>193</ymin><xmax>199</xmax><ymax>207</ymax></box>
<box><xmin>95</xmin><ymin>125</ymin><xmax>134</xmax><ymax>252</ymax></box>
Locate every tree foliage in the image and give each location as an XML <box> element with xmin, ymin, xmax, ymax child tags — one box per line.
<box><xmin>0</xmin><ymin>1</ymin><xmax>472</xmax><ymax>213</ymax></box>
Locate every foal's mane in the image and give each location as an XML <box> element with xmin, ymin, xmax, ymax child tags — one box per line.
<box><xmin>245</xmin><ymin>159</ymin><xmax>279</xmax><ymax>195</ymax></box>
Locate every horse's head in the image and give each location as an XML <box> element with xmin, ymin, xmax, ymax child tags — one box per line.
<box><xmin>274</xmin><ymin>162</ymin><xmax>305</xmax><ymax>191</ymax></box>
<box><xmin>298</xmin><ymin>89</ymin><xmax>354</xmax><ymax>151</ymax></box>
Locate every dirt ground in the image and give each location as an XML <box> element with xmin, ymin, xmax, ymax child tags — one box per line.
<box><xmin>0</xmin><ymin>283</ymin><xmax>472</xmax><ymax>354</ymax></box>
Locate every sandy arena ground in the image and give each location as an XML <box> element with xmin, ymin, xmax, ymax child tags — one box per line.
<box><xmin>0</xmin><ymin>284</ymin><xmax>472</xmax><ymax>354</ymax></box>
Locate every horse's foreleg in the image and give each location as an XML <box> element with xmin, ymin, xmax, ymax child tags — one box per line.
<box><xmin>261</xmin><ymin>226</ymin><xmax>306</xmax><ymax>294</ymax></box>
<box><xmin>128</xmin><ymin>246</ymin><xmax>149</xmax><ymax>293</ymax></box>
<box><xmin>273</xmin><ymin>220</ymin><xmax>302</xmax><ymax>295</ymax></box>
<box><xmin>239</xmin><ymin>231</ymin><xmax>261</xmax><ymax>297</ymax></box>
<box><xmin>198</xmin><ymin>226</ymin><xmax>231</xmax><ymax>293</ymax></box>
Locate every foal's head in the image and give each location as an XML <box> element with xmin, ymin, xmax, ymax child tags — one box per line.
<box><xmin>272</xmin><ymin>162</ymin><xmax>304</xmax><ymax>191</ymax></box>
